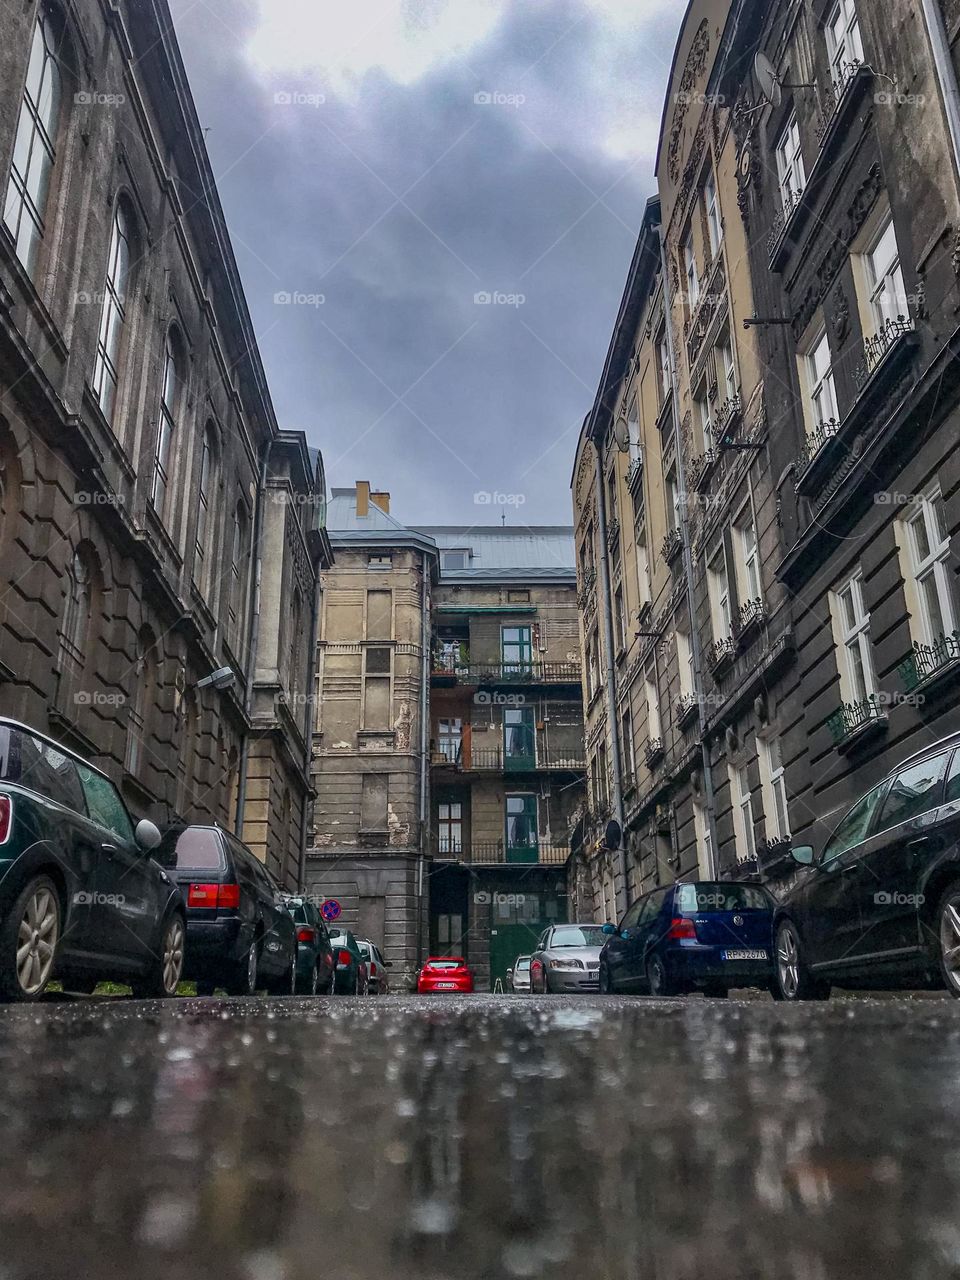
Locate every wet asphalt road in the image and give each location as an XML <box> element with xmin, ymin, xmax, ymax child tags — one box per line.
<box><xmin>1</xmin><ymin>993</ymin><xmax>959</xmax><ymax>1280</ymax></box>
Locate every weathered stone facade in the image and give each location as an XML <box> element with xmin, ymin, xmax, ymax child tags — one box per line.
<box><xmin>0</xmin><ymin>0</ymin><xmax>330</xmax><ymax>885</ymax></box>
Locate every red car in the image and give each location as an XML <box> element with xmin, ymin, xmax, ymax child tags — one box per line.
<box><xmin>417</xmin><ymin>956</ymin><xmax>475</xmax><ymax>994</ymax></box>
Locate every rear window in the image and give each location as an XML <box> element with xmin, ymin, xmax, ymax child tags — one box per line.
<box><xmin>515</xmin><ymin>958</ymin><xmax>531</xmax><ymax>971</ymax></box>
<box><xmin>427</xmin><ymin>960</ymin><xmax>462</xmax><ymax>970</ymax></box>
<box><xmin>166</xmin><ymin>827</ymin><xmax>225</xmax><ymax>871</ymax></box>
<box><xmin>676</xmin><ymin>883</ymin><xmax>772</xmax><ymax>913</ymax></box>
<box><xmin>0</xmin><ymin>725</ymin><xmax>87</xmax><ymax>815</ymax></box>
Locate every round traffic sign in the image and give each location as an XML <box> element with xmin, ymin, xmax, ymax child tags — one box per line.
<box><xmin>321</xmin><ymin>898</ymin><xmax>342</xmax><ymax>922</ymax></box>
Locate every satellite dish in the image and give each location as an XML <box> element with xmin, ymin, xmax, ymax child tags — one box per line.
<box><xmin>754</xmin><ymin>51</ymin><xmax>782</xmax><ymax>108</ymax></box>
<box><xmin>612</xmin><ymin>415</ymin><xmax>631</xmax><ymax>453</ymax></box>
<box><xmin>604</xmin><ymin>819</ymin><xmax>622</xmax><ymax>851</ymax></box>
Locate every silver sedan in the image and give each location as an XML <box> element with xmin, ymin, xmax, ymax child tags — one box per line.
<box><xmin>530</xmin><ymin>924</ymin><xmax>608</xmax><ymax>993</ymax></box>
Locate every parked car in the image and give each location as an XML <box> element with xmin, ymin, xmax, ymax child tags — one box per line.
<box><xmin>0</xmin><ymin>718</ymin><xmax>183</xmax><ymax>1002</ymax></box>
<box><xmin>774</xmin><ymin>733</ymin><xmax>960</xmax><ymax>1000</ymax></box>
<box><xmin>328</xmin><ymin>928</ymin><xmax>368</xmax><ymax>994</ymax></box>
<box><xmin>356</xmin><ymin>939</ymin><xmax>391</xmax><ymax>994</ymax></box>
<box><xmin>162</xmin><ymin>824</ymin><xmax>297</xmax><ymax>996</ymax></box>
<box><xmin>508</xmin><ymin>954</ymin><xmax>532</xmax><ymax>992</ymax></box>
<box><xmin>599</xmin><ymin>881</ymin><xmax>775</xmax><ymax>997</ymax></box>
<box><xmin>530</xmin><ymin>923</ymin><xmax>608</xmax><ymax>993</ymax></box>
<box><xmin>417</xmin><ymin>956</ymin><xmax>474</xmax><ymax>993</ymax></box>
<box><xmin>284</xmin><ymin>896</ymin><xmax>336</xmax><ymax>994</ymax></box>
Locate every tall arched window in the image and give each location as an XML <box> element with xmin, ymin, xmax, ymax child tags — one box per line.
<box><xmin>195</xmin><ymin>423</ymin><xmax>218</xmax><ymax>594</ymax></box>
<box><xmin>125</xmin><ymin>627</ymin><xmax>156</xmax><ymax>777</ymax></box>
<box><xmin>91</xmin><ymin>200</ymin><xmax>132</xmax><ymax>422</ymax></box>
<box><xmin>151</xmin><ymin>333</ymin><xmax>181</xmax><ymax>517</ymax></box>
<box><xmin>57</xmin><ymin>543</ymin><xmax>98</xmax><ymax>711</ymax></box>
<box><xmin>228</xmin><ymin>500</ymin><xmax>249</xmax><ymax>649</ymax></box>
<box><xmin>3</xmin><ymin>10</ymin><xmax>64</xmax><ymax>276</ymax></box>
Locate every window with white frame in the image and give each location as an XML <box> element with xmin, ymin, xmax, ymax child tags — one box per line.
<box><xmin>683</xmin><ymin>229</ymin><xmax>700</xmax><ymax>308</ymax></box>
<box><xmin>152</xmin><ymin>333</ymin><xmax>181</xmax><ymax>517</ymax></box>
<box><xmin>636</xmin><ymin>527</ymin><xmax>652</xmax><ymax>606</ymax></box>
<box><xmin>645</xmin><ymin>676</ymin><xmax>662</xmax><ymax>742</ymax></box>
<box><xmin>657</xmin><ymin>330</ymin><xmax>672</xmax><ymax>406</ymax></box>
<box><xmin>716</xmin><ymin>337</ymin><xmax>737</xmax><ymax>406</ymax></box>
<box><xmin>620</xmin><ymin>707</ymin><xmax>635</xmax><ymax>781</ymax></box>
<box><xmin>693</xmin><ymin>798</ymin><xmax>713</xmax><ymax>879</ymax></box>
<box><xmin>802</xmin><ymin>327</ymin><xmax>839</xmax><ymax>429</ymax></box>
<box><xmin>438</xmin><ymin>801</ymin><xmax>463</xmax><ymax>855</ymax></box>
<box><xmin>775</xmin><ymin>114</ymin><xmax>806</xmax><ymax>212</ymax></box>
<box><xmin>731</xmin><ymin>763</ymin><xmax>756</xmax><ymax>863</ymax></box>
<box><xmin>627</xmin><ymin>393</ymin><xmax>641</xmax><ymax>461</ymax></box>
<box><xmin>708</xmin><ymin>546</ymin><xmax>733</xmax><ymax>638</ymax></box>
<box><xmin>704</xmin><ymin>170</ymin><xmax>721</xmax><ymax>255</ymax></box>
<box><xmin>826</xmin><ymin>0</ymin><xmax>864</xmax><ymax>83</ymax></box>
<box><xmin>862</xmin><ymin>212</ymin><xmax>908</xmax><ymax>336</ymax></box>
<box><xmin>758</xmin><ymin>735</ymin><xmax>790</xmax><ymax>840</ymax></box>
<box><xmin>91</xmin><ymin>202</ymin><xmax>132</xmax><ymax>423</ymax></box>
<box><xmin>614</xmin><ymin>584</ymin><xmax>627</xmax><ymax>652</ymax></box>
<box><xmin>735</xmin><ymin>506</ymin><xmax>762</xmax><ymax>604</ymax></box>
<box><xmin>830</xmin><ymin>571</ymin><xmax>877</xmax><ymax>703</ymax></box>
<box><xmin>3</xmin><ymin>11</ymin><xmax>63</xmax><ymax>276</ymax></box>
<box><xmin>195</xmin><ymin>424</ymin><xmax>217</xmax><ymax>593</ymax></box>
<box><xmin>587</xmin><ymin>628</ymin><xmax>601</xmax><ymax>699</ymax></box>
<box><xmin>695</xmin><ymin>383</ymin><xmax>714</xmax><ymax>452</ymax></box>
<box><xmin>666</xmin><ymin>468</ymin><xmax>681</xmax><ymax>531</ymax></box>
<box><xmin>903</xmin><ymin>489</ymin><xmax>957</xmax><ymax>645</ymax></box>
<box><xmin>677</xmin><ymin>629</ymin><xmax>695</xmax><ymax>697</ymax></box>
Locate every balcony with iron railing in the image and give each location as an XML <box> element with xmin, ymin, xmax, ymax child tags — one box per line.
<box><xmin>661</xmin><ymin>527</ymin><xmax>683</xmax><ymax>566</ymax></box>
<box><xmin>644</xmin><ymin>737</ymin><xmax>665</xmax><ymax>769</ymax></box>
<box><xmin>675</xmin><ymin>693</ymin><xmax>699</xmax><ymax>730</ymax></box>
<box><xmin>468</xmin><ymin>747</ymin><xmax>586</xmax><ymax>773</ymax></box>
<box><xmin>767</xmin><ymin>185</ymin><xmax>804</xmax><ymax>266</ymax></box>
<box><xmin>855</xmin><ymin>316</ymin><xmax>918</xmax><ymax>387</ymax></box>
<box><xmin>826</xmin><ymin>693</ymin><xmax>888</xmax><ymax>751</ymax></box>
<box><xmin>626</xmin><ymin>453</ymin><xmax>644</xmax><ymax>494</ymax></box>
<box><xmin>434</xmin><ymin>840</ymin><xmax>570</xmax><ymax>866</ymax></box>
<box><xmin>430</xmin><ymin>659</ymin><xmax>582</xmax><ymax>686</ymax></box>
<box><xmin>898</xmin><ymin>632</ymin><xmax>960</xmax><ymax>696</ymax></box>
<box><xmin>707</xmin><ymin>636</ymin><xmax>737</xmax><ymax>679</ymax></box>
<box><xmin>734</xmin><ymin>598</ymin><xmax>766</xmax><ymax>649</ymax></box>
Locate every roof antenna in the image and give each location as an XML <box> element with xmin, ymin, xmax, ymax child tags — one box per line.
<box><xmin>501</xmin><ymin>511</ymin><xmax>506</xmax><ymax>526</ymax></box>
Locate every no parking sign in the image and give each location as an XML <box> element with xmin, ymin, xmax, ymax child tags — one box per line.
<box><xmin>321</xmin><ymin>899</ymin><xmax>342</xmax><ymax>923</ymax></box>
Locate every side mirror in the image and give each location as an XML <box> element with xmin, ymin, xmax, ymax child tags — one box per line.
<box><xmin>790</xmin><ymin>844</ymin><xmax>815</xmax><ymax>866</ymax></box>
<box><xmin>601</xmin><ymin>922</ymin><xmax>617</xmax><ymax>935</ymax></box>
<box><xmin>136</xmin><ymin>819</ymin><xmax>162</xmax><ymax>852</ymax></box>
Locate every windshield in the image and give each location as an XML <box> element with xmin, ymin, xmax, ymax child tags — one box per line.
<box><xmin>676</xmin><ymin>883</ymin><xmax>773</xmax><ymax>913</ymax></box>
<box><xmin>549</xmin><ymin>926</ymin><xmax>607</xmax><ymax>948</ymax></box>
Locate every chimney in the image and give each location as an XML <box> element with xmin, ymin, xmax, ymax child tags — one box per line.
<box><xmin>356</xmin><ymin>480</ymin><xmax>370</xmax><ymax>517</ymax></box>
<box><xmin>370</xmin><ymin>490</ymin><xmax>390</xmax><ymax>514</ymax></box>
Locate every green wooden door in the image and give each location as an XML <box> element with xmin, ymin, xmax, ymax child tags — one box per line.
<box><xmin>489</xmin><ymin>921</ymin><xmax>546</xmax><ymax>992</ymax></box>
<box><xmin>503</xmin><ymin>707</ymin><xmax>535</xmax><ymax>771</ymax></box>
<box><xmin>505</xmin><ymin>793</ymin><xmax>538</xmax><ymax>863</ymax></box>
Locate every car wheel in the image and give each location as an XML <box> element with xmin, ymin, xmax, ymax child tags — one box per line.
<box><xmin>0</xmin><ymin>875</ymin><xmax>61</xmax><ymax>1002</ymax></box>
<box><xmin>646</xmin><ymin>953</ymin><xmax>676</xmax><ymax>997</ymax></box>
<box><xmin>133</xmin><ymin>913</ymin><xmax>185</xmax><ymax>999</ymax></box>
<box><xmin>598</xmin><ymin>963</ymin><xmax>613</xmax><ymax>994</ymax></box>
<box><xmin>935</xmin><ymin>880</ymin><xmax>960</xmax><ymax>997</ymax></box>
<box><xmin>775</xmin><ymin>920</ymin><xmax>830</xmax><ymax>1001</ymax></box>
<box><xmin>227</xmin><ymin>942</ymin><xmax>259</xmax><ymax>996</ymax></box>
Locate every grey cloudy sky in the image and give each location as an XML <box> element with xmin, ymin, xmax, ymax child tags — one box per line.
<box><xmin>168</xmin><ymin>0</ymin><xmax>682</xmax><ymax>523</ymax></box>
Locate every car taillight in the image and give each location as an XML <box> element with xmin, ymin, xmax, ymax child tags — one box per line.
<box><xmin>338</xmin><ymin>949</ymin><xmax>352</xmax><ymax>965</ymax></box>
<box><xmin>667</xmin><ymin>916</ymin><xmax>697</xmax><ymax>940</ymax></box>
<box><xmin>0</xmin><ymin>796</ymin><xmax>11</xmax><ymax>843</ymax></box>
<box><xmin>187</xmin><ymin>882</ymin><xmax>239</xmax><ymax>909</ymax></box>
<box><xmin>297</xmin><ymin>928</ymin><xmax>316</xmax><ymax>944</ymax></box>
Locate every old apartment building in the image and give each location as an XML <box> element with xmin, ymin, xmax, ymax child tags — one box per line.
<box><xmin>0</xmin><ymin>0</ymin><xmax>331</xmax><ymax>885</ymax></box>
<box><xmin>308</xmin><ymin>485</ymin><xmax>586</xmax><ymax>990</ymax></box>
<box><xmin>574</xmin><ymin>0</ymin><xmax>960</xmax><ymax>916</ymax></box>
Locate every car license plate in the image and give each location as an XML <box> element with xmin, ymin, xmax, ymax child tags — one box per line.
<box><xmin>723</xmin><ymin>949</ymin><xmax>767</xmax><ymax>961</ymax></box>
<box><xmin>435</xmin><ymin>982</ymin><xmax>456</xmax><ymax>989</ymax></box>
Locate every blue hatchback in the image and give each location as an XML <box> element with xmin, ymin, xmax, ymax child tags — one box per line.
<box><xmin>598</xmin><ymin>880</ymin><xmax>776</xmax><ymax>997</ymax></box>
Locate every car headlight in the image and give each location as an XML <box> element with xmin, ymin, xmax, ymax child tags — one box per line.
<box><xmin>548</xmin><ymin>958</ymin><xmax>583</xmax><ymax>970</ymax></box>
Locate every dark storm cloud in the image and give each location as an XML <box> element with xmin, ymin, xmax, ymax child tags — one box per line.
<box><xmin>168</xmin><ymin>0</ymin><xmax>680</xmax><ymax>522</ymax></box>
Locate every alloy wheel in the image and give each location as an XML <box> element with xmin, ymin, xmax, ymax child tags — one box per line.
<box><xmin>647</xmin><ymin>956</ymin><xmax>666</xmax><ymax>997</ymax></box>
<box><xmin>17</xmin><ymin>883</ymin><xmax>60</xmax><ymax>996</ymax></box>
<box><xmin>777</xmin><ymin>924</ymin><xmax>801</xmax><ymax>1000</ymax></box>
<box><xmin>939</xmin><ymin>894</ymin><xmax>960</xmax><ymax>995</ymax></box>
<box><xmin>161</xmin><ymin>917</ymin><xmax>185</xmax><ymax>995</ymax></box>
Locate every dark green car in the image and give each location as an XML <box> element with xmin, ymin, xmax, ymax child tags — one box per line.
<box><xmin>328</xmin><ymin>928</ymin><xmax>368</xmax><ymax>994</ymax></box>
<box><xmin>0</xmin><ymin>719</ymin><xmax>185</xmax><ymax>1001</ymax></box>
<box><xmin>283</xmin><ymin>896</ymin><xmax>336</xmax><ymax>994</ymax></box>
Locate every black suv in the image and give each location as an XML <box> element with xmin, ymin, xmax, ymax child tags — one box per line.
<box><xmin>775</xmin><ymin>732</ymin><xmax>960</xmax><ymax>1000</ymax></box>
<box><xmin>0</xmin><ymin>718</ymin><xmax>184</xmax><ymax>1001</ymax></box>
<box><xmin>162</xmin><ymin>825</ymin><xmax>297</xmax><ymax>996</ymax></box>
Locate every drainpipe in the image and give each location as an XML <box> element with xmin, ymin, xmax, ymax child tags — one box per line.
<box><xmin>235</xmin><ymin>438</ymin><xmax>272</xmax><ymax>838</ymax></box>
<box><xmin>415</xmin><ymin>552</ymin><xmax>431</xmax><ymax>971</ymax></box>
<box><xmin>592</xmin><ymin>444</ymin><xmax>629</xmax><ymax>918</ymax></box>
<box><xmin>919</xmin><ymin>0</ymin><xmax>960</xmax><ymax>184</ymax></box>
<box><xmin>296</xmin><ymin>556</ymin><xmax>321</xmax><ymax>892</ymax></box>
<box><xmin>656</xmin><ymin>226</ymin><xmax>720</xmax><ymax>878</ymax></box>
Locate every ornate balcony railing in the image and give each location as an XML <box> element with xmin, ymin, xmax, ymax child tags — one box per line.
<box><xmin>707</xmin><ymin>636</ymin><xmax>737</xmax><ymax>677</ymax></box>
<box><xmin>463</xmin><ymin>841</ymin><xmax>569</xmax><ymax>866</ymax></box>
<box><xmin>606</xmin><ymin>518</ymin><xmax>620</xmax><ymax>550</ymax></box>
<box><xmin>857</xmin><ymin>316</ymin><xmax>916</xmax><ymax>384</ymax></box>
<box><xmin>734</xmin><ymin>598</ymin><xmax>766</xmax><ymax>646</ymax></box>
<box><xmin>688</xmin><ymin>449</ymin><xmax>719</xmax><ymax>492</ymax></box>
<box><xmin>433</xmin><ymin>660</ymin><xmax>583</xmax><ymax>686</ymax></box>
<box><xmin>795</xmin><ymin>417</ymin><xmax>841</xmax><ymax>476</ymax></box>
<box><xmin>644</xmin><ymin>737</ymin><xmax>665</xmax><ymax>768</ymax></box>
<box><xmin>826</xmin><ymin>694</ymin><xmax>887</xmax><ymax>746</ymax></box>
<box><xmin>815</xmin><ymin>60</ymin><xmax>863</xmax><ymax>145</ymax></box>
<box><xmin>675</xmin><ymin>693</ymin><xmax>699</xmax><ymax>729</ymax></box>
<box><xmin>767</xmin><ymin>185</ymin><xmax>804</xmax><ymax>257</ymax></box>
<box><xmin>661</xmin><ymin>528</ymin><xmax>683</xmax><ymax>564</ymax></box>
<box><xmin>626</xmin><ymin>454</ymin><xmax>643</xmax><ymax>493</ymax></box>
<box><xmin>715</xmin><ymin>392</ymin><xmax>742</xmax><ymax>442</ymax></box>
<box><xmin>899</xmin><ymin>632</ymin><xmax>960</xmax><ymax>692</ymax></box>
